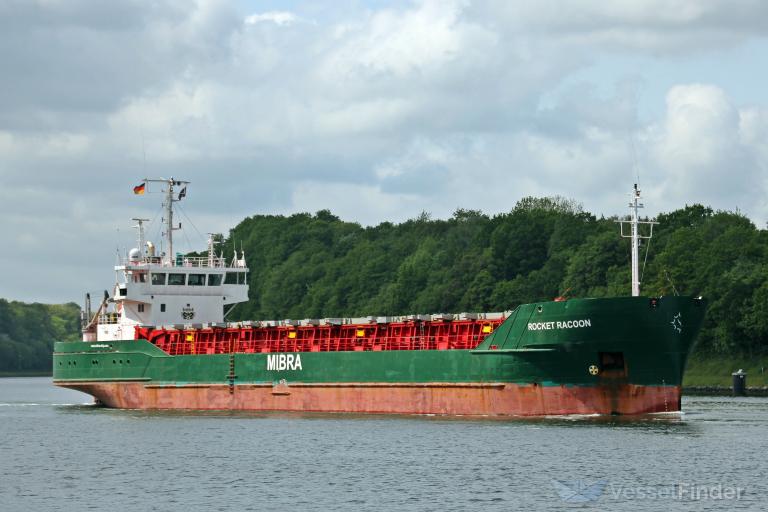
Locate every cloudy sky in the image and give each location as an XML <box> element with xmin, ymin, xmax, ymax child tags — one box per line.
<box><xmin>1</xmin><ymin>0</ymin><xmax>767</xmax><ymax>303</ymax></box>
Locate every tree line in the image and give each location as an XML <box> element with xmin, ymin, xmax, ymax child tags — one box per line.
<box><xmin>0</xmin><ymin>300</ymin><xmax>80</xmax><ymax>372</ymax></box>
<box><xmin>1</xmin><ymin>197</ymin><xmax>766</xmax><ymax>372</ymax></box>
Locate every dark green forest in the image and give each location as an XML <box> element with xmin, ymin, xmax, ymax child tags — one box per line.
<box><xmin>2</xmin><ymin>197</ymin><xmax>767</xmax><ymax>373</ymax></box>
<box><xmin>0</xmin><ymin>301</ymin><xmax>80</xmax><ymax>373</ymax></box>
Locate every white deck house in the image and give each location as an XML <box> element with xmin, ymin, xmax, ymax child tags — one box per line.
<box><xmin>83</xmin><ymin>178</ymin><xmax>249</xmax><ymax>341</ymax></box>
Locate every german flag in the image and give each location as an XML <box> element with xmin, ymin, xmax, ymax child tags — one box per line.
<box><xmin>133</xmin><ymin>182</ymin><xmax>146</xmax><ymax>195</ymax></box>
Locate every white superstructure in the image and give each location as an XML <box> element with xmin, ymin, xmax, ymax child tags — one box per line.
<box><xmin>82</xmin><ymin>178</ymin><xmax>249</xmax><ymax>341</ymax></box>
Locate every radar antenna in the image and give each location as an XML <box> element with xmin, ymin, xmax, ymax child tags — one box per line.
<box><xmin>131</xmin><ymin>218</ymin><xmax>150</xmax><ymax>258</ymax></box>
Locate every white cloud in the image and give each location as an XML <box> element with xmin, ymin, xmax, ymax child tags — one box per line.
<box><xmin>288</xmin><ymin>181</ymin><xmax>423</xmax><ymax>225</ymax></box>
<box><xmin>107</xmin><ymin>83</ymin><xmax>215</xmax><ymax>161</ymax></box>
<box><xmin>646</xmin><ymin>84</ymin><xmax>765</xmax><ymax>216</ymax></box>
<box><xmin>1</xmin><ymin>0</ymin><xmax>768</xmax><ymax>301</ymax></box>
<box><xmin>0</xmin><ymin>130</ymin><xmax>91</xmax><ymax>160</ymax></box>
<box><xmin>244</xmin><ymin>11</ymin><xmax>297</xmax><ymax>26</ymax></box>
<box><xmin>656</xmin><ymin>85</ymin><xmax>738</xmax><ymax>167</ymax></box>
<box><xmin>322</xmin><ymin>0</ymin><xmax>471</xmax><ymax>77</ymax></box>
<box><xmin>473</xmin><ymin>0</ymin><xmax>768</xmax><ymax>52</ymax></box>
<box><xmin>740</xmin><ymin>106</ymin><xmax>768</xmax><ymax>161</ymax></box>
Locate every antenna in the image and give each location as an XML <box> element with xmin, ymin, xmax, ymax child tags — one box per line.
<box><xmin>617</xmin><ymin>184</ymin><xmax>658</xmax><ymax>296</ymax></box>
<box><xmin>627</xmin><ymin>81</ymin><xmax>644</xmax><ymax>187</ymax></box>
<box><xmin>630</xmin><ymin>134</ymin><xmax>641</xmax><ymax>186</ymax></box>
<box><xmin>115</xmin><ymin>226</ymin><xmax>121</xmax><ymax>265</ymax></box>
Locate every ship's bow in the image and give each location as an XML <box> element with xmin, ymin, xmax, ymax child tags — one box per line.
<box><xmin>474</xmin><ymin>295</ymin><xmax>707</xmax><ymax>414</ymax></box>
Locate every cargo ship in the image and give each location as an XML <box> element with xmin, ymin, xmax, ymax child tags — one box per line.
<box><xmin>53</xmin><ymin>179</ymin><xmax>706</xmax><ymax>415</ymax></box>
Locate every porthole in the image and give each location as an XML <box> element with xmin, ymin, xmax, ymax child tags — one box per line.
<box><xmin>537</xmin><ymin>305</ymin><xmax>543</xmax><ymax>313</ymax></box>
<box><xmin>113</xmin><ymin>360</ymin><xmax>116</xmax><ymax>364</ymax></box>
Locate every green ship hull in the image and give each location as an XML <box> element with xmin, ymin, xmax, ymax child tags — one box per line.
<box><xmin>53</xmin><ymin>296</ymin><xmax>706</xmax><ymax>416</ymax></box>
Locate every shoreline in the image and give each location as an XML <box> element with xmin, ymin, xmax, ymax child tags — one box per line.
<box><xmin>0</xmin><ymin>372</ymin><xmax>53</xmax><ymax>378</ymax></box>
<box><xmin>683</xmin><ymin>356</ymin><xmax>768</xmax><ymax>388</ymax></box>
<box><xmin>683</xmin><ymin>386</ymin><xmax>768</xmax><ymax>397</ymax></box>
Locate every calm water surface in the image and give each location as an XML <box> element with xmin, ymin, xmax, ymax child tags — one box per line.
<box><xmin>0</xmin><ymin>377</ymin><xmax>766</xmax><ymax>511</ymax></box>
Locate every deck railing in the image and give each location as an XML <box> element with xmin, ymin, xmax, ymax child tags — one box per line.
<box><xmin>180</xmin><ymin>256</ymin><xmax>227</xmax><ymax>268</ymax></box>
<box><xmin>120</xmin><ymin>255</ymin><xmax>235</xmax><ymax>268</ymax></box>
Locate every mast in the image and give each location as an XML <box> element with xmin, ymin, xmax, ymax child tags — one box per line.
<box><xmin>618</xmin><ymin>184</ymin><xmax>658</xmax><ymax>296</ymax></box>
<box><xmin>207</xmin><ymin>233</ymin><xmax>218</xmax><ymax>267</ymax></box>
<box><xmin>630</xmin><ymin>185</ymin><xmax>641</xmax><ymax>297</ymax></box>
<box><xmin>165</xmin><ymin>179</ymin><xmax>176</xmax><ymax>265</ymax></box>
<box><xmin>142</xmin><ymin>178</ymin><xmax>189</xmax><ymax>266</ymax></box>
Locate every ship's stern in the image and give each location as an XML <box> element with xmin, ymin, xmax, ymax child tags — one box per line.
<box><xmin>53</xmin><ymin>339</ymin><xmax>164</xmax><ymax>406</ymax></box>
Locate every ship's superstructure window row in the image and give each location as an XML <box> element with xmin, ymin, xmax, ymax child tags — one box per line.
<box><xmin>147</xmin><ymin>271</ymin><xmax>245</xmax><ymax>287</ymax></box>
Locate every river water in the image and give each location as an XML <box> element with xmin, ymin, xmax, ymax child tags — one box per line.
<box><xmin>0</xmin><ymin>377</ymin><xmax>765</xmax><ymax>511</ymax></box>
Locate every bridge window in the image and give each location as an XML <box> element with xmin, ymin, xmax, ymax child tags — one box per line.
<box><xmin>168</xmin><ymin>273</ymin><xmax>186</xmax><ymax>285</ymax></box>
<box><xmin>160</xmin><ymin>304</ymin><xmax>166</xmax><ymax>312</ymax></box>
<box><xmin>151</xmin><ymin>273</ymin><xmax>166</xmax><ymax>285</ymax></box>
<box><xmin>208</xmin><ymin>274</ymin><xmax>223</xmax><ymax>286</ymax></box>
<box><xmin>138</xmin><ymin>304</ymin><xmax>145</xmax><ymax>312</ymax></box>
<box><xmin>225</xmin><ymin>272</ymin><xmax>247</xmax><ymax>285</ymax></box>
<box><xmin>188</xmin><ymin>274</ymin><xmax>206</xmax><ymax>286</ymax></box>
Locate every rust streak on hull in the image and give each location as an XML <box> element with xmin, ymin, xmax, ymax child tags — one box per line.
<box><xmin>58</xmin><ymin>381</ymin><xmax>681</xmax><ymax>416</ymax></box>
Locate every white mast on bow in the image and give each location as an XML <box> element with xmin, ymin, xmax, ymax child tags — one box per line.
<box><xmin>618</xmin><ymin>184</ymin><xmax>658</xmax><ymax>296</ymax></box>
